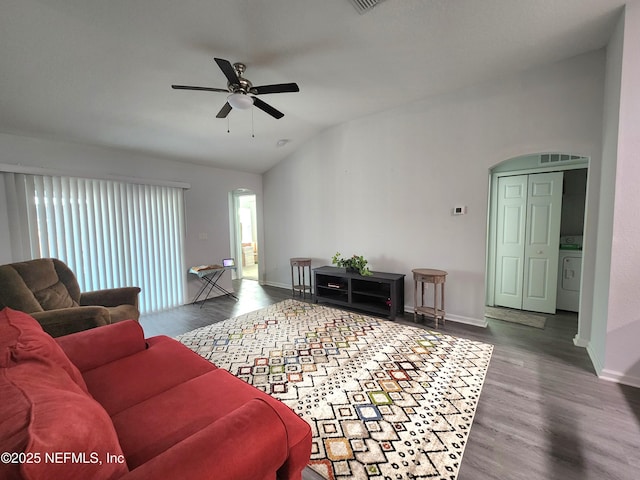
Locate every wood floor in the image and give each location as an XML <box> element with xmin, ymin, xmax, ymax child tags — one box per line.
<box><xmin>140</xmin><ymin>280</ymin><xmax>640</xmax><ymax>480</ymax></box>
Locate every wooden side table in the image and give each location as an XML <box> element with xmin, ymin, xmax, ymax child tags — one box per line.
<box><xmin>290</xmin><ymin>258</ymin><xmax>312</xmax><ymax>299</ymax></box>
<box><xmin>412</xmin><ymin>268</ymin><xmax>447</xmax><ymax>328</ymax></box>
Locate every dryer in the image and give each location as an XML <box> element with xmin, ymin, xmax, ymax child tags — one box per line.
<box><xmin>557</xmin><ymin>235</ymin><xmax>582</xmax><ymax>312</ymax></box>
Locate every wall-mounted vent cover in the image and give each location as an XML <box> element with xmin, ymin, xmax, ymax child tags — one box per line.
<box><xmin>348</xmin><ymin>0</ymin><xmax>385</xmax><ymax>14</ymax></box>
<box><xmin>539</xmin><ymin>154</ymin><xmax>587</xmax><ymax>166</ymax></box>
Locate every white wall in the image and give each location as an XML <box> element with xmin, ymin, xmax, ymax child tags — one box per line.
<box><xmin>600</xmin><ymin>1</ymin><xmax>640</xmax><ymax>387</ymax></box>
<box><xmin>264</xmin><ymin>50</ymin><xmax>605</xmax><ymax>326</ymax></box>
<box><xmin>0</xmin><ymin>132</ymin><xmax>263</xmax><ymax>305</ymax></box>
<box><xmin>590</xmin><ymin>8</ymin><xmax>624</xmax><ymax>377</ymax></box>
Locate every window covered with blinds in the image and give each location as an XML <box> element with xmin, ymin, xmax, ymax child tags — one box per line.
<box><xmin>3</xmin><ymin>173</ymin><xmax>185</xmax><ymax>313</ymax></box>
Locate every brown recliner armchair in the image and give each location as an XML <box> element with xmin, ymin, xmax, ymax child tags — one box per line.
<box><xmin>0</xmin><ymin>258</ymin><xmax>141</xmax><ymax>337</ymax></box>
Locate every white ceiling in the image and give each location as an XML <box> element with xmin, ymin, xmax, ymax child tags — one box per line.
<box><xmin>0</xmin><ymin>0</ymin><xmax>625</xmax><ymax>173</ymax></box>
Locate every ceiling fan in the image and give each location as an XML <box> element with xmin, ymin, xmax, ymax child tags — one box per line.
<box><xmin>172</xmin><ymin>58</ymin><xmax>299</xmax><ymax>120</ymax></box>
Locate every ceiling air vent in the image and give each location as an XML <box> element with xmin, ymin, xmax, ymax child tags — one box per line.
<box><xmin>539</xmin><ymin>154</ymin><xmax>586</xmax><ymax>166</ymax></box>
<box><xmin>348</xmin><ymin>0</ymin><xmax>385</xmax><ymax>14</ymax></box>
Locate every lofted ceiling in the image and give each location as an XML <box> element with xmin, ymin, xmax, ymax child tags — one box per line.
<box><xmin>0</xmin><ymin>0</ymin><xmax>625</xmax><ymax>173</ymax></box>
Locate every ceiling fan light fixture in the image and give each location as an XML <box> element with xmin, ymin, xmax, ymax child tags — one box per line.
<box><xmin>227</xmin><ymin>93</ymin><xmax>254</xmax><ymax>110</ymax></box>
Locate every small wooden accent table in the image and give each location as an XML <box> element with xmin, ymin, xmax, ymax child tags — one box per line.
<box><xmin>290</xmin><ymin>258</ymin><xmax>312</xmax><ymax>299</ymax></box>
<box><xmin>412</xmin><ymin>268</ymin><xmax>447</xmax><ymax>328</ymax></box>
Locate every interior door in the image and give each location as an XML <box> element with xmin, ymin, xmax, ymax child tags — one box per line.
<box><xmin>522</xmin><ymin>172</ymin><xmax>563</xmax><ymax>313</ymax></box>
<box><xmin>494</xmin><ymin>172</ymin><xmax>563</xmax><ymax>313</ymax></box>
<box><xmin>494</xmin><ymin>175</ymin><xmax>528</xmax><ymax>309</ymax></box>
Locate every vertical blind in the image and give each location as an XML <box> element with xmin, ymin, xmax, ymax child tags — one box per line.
<box><xmin>3</xmin><ymin>173</ymin><xmax>185</xmax><ymax>314</ymax></box>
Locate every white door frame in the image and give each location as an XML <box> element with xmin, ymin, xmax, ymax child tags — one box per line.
<box><xmin>229</xmin><ymin>189</ymin><xmax>258</xmax><ymax>281</ymax></box>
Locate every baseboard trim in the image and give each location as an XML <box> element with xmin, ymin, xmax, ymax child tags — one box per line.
<box><xmin>404</xmin><ymin>307</ymin><xmax>487</xmax><ymax>328</ymax></box>
<box><xmin>599</xmin><ymin>368</ymin><xmax>640</xmax><ymax>389</ymax></box>
<box><xmin>573</xmin><ymin>335</ymin><xmax>589</xmax><ymax>348</ymax></box>
<box><xmin>447</xmin><ymin>313</ymin><xmax>488</xmax><ymax>328</ymax></box>
<box><xmin>263</xmin><ymin>280</ymin><xmax>290</xmax><ymax>290</ymax></box>
<box><xmin>586</xmin><ymin>343</ymin><xmax>604</xmax><ymax>375</ymax></box>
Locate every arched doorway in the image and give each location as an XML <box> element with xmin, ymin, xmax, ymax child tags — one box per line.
<box><xmin>486</xmin><ymin>153</ymin><xmax>588</xmax><ymax>324</ymax></box>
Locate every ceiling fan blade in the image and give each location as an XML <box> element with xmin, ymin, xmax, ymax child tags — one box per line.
<box><xmin>214</xmin><ymin>58</ymin><xmax>240</xmax><ymax>85</ymax></box>
<box><xmin>251</xmin><ymin>83</ymin><xmax>300</xmax><ymax>95</ymax></box>
<box><xmin>252</xmin><ymin>97</ymin><xmax>284</xmax><ymax>119</ymax></box>
<box><xmin>172</xmin><ymin>85</ymin><xmax>228</xmax><ymax>93</ymax></box>
<box><xmin>216</xmin><ymin>102</ymin><xmax>233</xmax><ymax>118</ymax></box>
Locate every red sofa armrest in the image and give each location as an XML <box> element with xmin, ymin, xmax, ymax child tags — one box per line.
<box><xmin>120</xmin><ymin>398</ymin><xmax>289</xmax><ymax>480</ymax></box>
<box><xmin>55</xmin><ymin>320</ymin><xmax>147</xmax><ymax>372</ymax></box>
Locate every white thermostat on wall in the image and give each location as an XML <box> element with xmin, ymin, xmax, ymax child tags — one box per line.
<box><xmin>453</xmin><ymin>206</ymin><xmax>467</xmax><ymax>215</ymax></box>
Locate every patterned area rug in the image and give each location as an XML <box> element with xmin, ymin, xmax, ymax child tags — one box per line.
<box><xmin>177</xmin><ymin>300</ymin><xmax>493</xmax><ymax>480</ymax></box>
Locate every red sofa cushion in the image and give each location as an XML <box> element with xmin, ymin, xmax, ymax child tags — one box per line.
<box><xmin>121</xmin><ymin>398</ymin><xmax>288</xmax><ymax>480</ymax></box>
<box><xmin>82</xmin><ymin>335</ymin><xmax>217</xmax><ymax>416</ymax></box>
<box><xmin>0</xmin><ymin>360</ymin><xmax>128</xmax><ymax>480</ymax></box>
<box><xmin>111</xmin><ymin>368</ymin><xmax>311</xmax><ymax>476</ymax></box>
<box><xmin>111</xmin><ymin>369</ymin><xmax>235</xmax><ymax>468</ymax></box>
<box><xmin>0</xmin><ymin>308</ymin><xmax>87</xmax><ymax>393</ymax></box>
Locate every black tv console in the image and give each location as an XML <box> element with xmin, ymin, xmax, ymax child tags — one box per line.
<box><xmin>313</xmin><ymin>266</ymin><xmax>405</xmax><ymax>320</ymax></box>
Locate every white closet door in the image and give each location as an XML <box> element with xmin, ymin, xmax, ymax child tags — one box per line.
<box><xmin>522</xmin><ymin>172</ymin><xmax>563</xmax><ymax>313</ymax></box>
<box><xmin>494</xmin><ymin>175</ymin><xmax>528</xmax><ymax>309</ymax></box>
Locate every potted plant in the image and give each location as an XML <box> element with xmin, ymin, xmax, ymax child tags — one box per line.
<box><xmin>331</xmin><ymin>252</ymin><xmax>372</xmax><ymax>276</ymax></box>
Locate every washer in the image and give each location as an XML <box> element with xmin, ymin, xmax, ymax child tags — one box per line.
<box><xmin>557</xmin><ymin>235</ymin><xmax>582</xmax><ymax>312</ymax></box>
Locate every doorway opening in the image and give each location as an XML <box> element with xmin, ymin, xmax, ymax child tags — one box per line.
<box><xmin>230</xmin><ymin>189</ymin><xmax>258</xmax><ymax>281</ymax></box>
<box><xmin>486</xmin><ymin>153</ymin><xmax>588</xmax><ymax>324</ymax></box>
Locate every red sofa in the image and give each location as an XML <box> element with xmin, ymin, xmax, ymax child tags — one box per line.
<box><xmin>0</xmin><ymin>307</ymin><xmax>312</xmax><ymax>480</ymax></box>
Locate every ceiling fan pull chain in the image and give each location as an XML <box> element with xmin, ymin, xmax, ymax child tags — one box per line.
<box><xmin>227</xmin><ymin>116</ymin><xmax>230</xmax><ymax>134</ymax></box>
<box><xmin>252</xmin><ymin>108</ymin><xmax>255</xmax><ymax>138</ymax></box>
